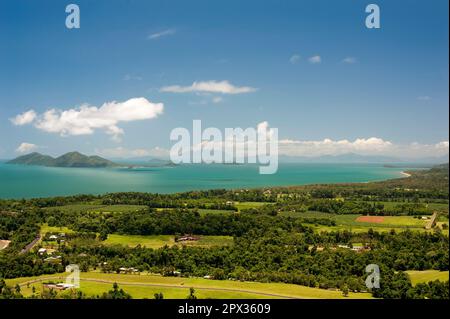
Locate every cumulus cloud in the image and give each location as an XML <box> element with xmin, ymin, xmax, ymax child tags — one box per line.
<box><xmin>279</xmin><ymin>137</ymin><xmax>393</xmax><ymax>156</ymax></box>
<box><xmin>278</xmin><ymin>137</ymin><xmax>449</xmax><ymax>158</ymax></box>
<box><xmin>308</xmin><ymin>55</ymin><xmax>321</xmax><ymax>64</ymax></box>
<box><xmin>95</xmin><ymin>146</ymin><xmax>170</xmax><ymax>159</ymax></box>
<box><xmin>148</xmin><ymin>28</ymin><xmax>176</xmax><ymax>40</ymax></box>
<box><xmin>342</xmin><ymin>57</ymin><xmax>357</xmax><ymax>64</ymax></box>
<box><xmin>289</xmin><ymin>54</ymin><xmax>301</xmax><ymax>64</ymax></box>
<box><xmin>16</xmin><ymin>142</ymin><xmax>38</xmax><ymax>154</ymax></box>
<box><xmin>435</xmin><ymin>141</ymin><xmax>449</xmax><ymax>149</ymax></box>
<box><xmin>12</xmin><ymin>97</ymin><xmax>164</xmax><ymax>141</ymax></box>
<box><xmin>160</xmin><ymin>80</ymin><xmax>257</xmax><ymax>94</ymax></box>
<box><xmin>10</xmin><ymin>110</ymin><xmax>37</xmax><ymax>126</ymax></box>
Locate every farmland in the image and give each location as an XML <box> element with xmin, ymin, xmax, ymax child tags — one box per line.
<box><xmin>6</xmin><ymin>272</ymin><xmax>372</xmax><ymax>299</ymax></box>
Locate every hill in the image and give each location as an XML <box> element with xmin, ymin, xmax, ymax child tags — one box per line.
<box><xmin>8</xmin><ymin>152</ymin><xmax>117</xmax><ymax>168</ymax></box>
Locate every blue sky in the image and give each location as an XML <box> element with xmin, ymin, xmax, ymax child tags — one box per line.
<box><xmin>0</xmin><ymin>0</ymin><xmax>448</xmax><ymax>159</ymax></box>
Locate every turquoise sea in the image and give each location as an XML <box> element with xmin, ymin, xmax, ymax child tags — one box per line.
<box><xmin>0</xmin><ymin>162</ymin><xmax>414</xmax><ymax>199</ymax></box>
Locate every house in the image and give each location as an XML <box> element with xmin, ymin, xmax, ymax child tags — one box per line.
<box><xmin>119</xmin><ymin>267</ymin><xmax>139</xmax><ymax>274</ymax></box>
<box><xmin>176</xmin><ymin>235</ymin><xmax>199</xmax><ymax>242</ymax></box>
<box><xmin>44</xmin><ymin>283</ymin><xmax>75</xmax><ymax>290</ymax></box>
<box><xmin>44</xmin><ymin>256</ymin><xmax>62</xmax><ymax>264</ymax></box>
<box><xmin>0</xmin><ymin>240</ymin><xmax>11</xmax><ymax>251</ymax></box>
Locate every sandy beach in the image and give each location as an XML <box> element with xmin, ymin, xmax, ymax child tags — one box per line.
<box><xmin>401</xmin><ymin>171</ymin><xmax>412</xmax><ymax>177</ymax></box>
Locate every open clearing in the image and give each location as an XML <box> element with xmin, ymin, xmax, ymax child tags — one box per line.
<box><xmin>43</xmin><ymin>204</ymin><xmax>147</xmax><ymax>214</ymax></box>
<box><xmin>104</xmin><ymin>234</ymin><xmax>233</xmax><ymax>249</ymax></box>
<box><xmin>40</xmin><ymin>224</ymin><xmax>233</xmax><ymax>249</ymax></box>
<box><xmin>356</xmin><ymin>216</ymin><xmax>384</xmax><ymax>223</ymax></box>
<box><xmin>279</xmin><ymin>211</ymin><xmax>449</xmax><ymax>234</ymax></box>
<box><xmin>235</xmin><ymin>202</ymin><xmax>270</xmax><ymax>211</ymax></box>
<box><xmin>7</xmin><ymin>272</ymin><xmax>373</xmax><ymax>299</ymax></box>
<box><xmin>0</xmin><ymin>240</ymin><xmax>11</xmax><ymax>250</ymax></box>
<box><xmin>406</xmin><ymin>270</ymin><xmax>449</xmax><ymax>286</ymax></box>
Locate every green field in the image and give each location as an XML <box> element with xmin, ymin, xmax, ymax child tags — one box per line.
<box><xmin>278</xmin><ymin>210</ymin><xmax>449</xmax><ymax>234</ymax></box>
<box><xmin>40</xmin><ymin>224</ymin><xmax>75</xmax><ymax>235</ymax></box>
<box><xmin>43</xmin><ymin>204</ymin><xmax>147</xmax><ymax>214</ymax></box>
<box><xmin>104</xmin><ymin>234</ymin><xmax>233</xmax><ymax>248</ymax></box>
<box><xmin>198</xmin><ymin>209</ymin><xmax>234</xmax><ymax>216</ymax></box>
<box><xmin>235</xmin><ymin>202</ymin><xmax>270</xmax><ymax>211</ymax></box>
<box><xmin>406</xmin><ymin>270</ymin><xmax>449</xmax><ymax>286</ymax></box>
<box><xmin>40</xmin><ymin>224</ymin><xmax>234</xmax><ymax>249</ymax></box>
<box><xmin>6</xmin><ymin>272</ymin><xmax>373</xmax><ymax>299</ymax></box>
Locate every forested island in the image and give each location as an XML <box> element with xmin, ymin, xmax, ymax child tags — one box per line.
<box><xmin>0</xmin><ymin>164</ymin><xmax>448</xmax><ymax>299</ymax></box>
<box><xmin>8</xmin><ymin>152</ymin><xmax>117</xmax><ymax>168</ymax></box>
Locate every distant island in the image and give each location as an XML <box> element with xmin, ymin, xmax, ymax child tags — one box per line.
<box><xmin>7</xmin><ymin>152</ymin><xmax>118</xmax><ymax>168</ymax></box>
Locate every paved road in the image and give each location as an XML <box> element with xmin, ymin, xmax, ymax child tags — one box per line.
<box><xmin>19</xmin><ymin>235</ymin><xmax>41</xmax><ymax>254</ymax></box>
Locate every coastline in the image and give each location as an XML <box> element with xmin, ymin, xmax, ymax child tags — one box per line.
<box><xmin>401</xmin><ymin>171</ymin><xmax>412</xmax><ymax>177</ymax></box>
<box><xmin>0</xmin><ymin>163</ymin><xmax>415</xmax><ymax>199</ymax></box>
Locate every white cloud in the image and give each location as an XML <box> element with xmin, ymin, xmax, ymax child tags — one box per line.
<box><xmin>96</xmin><ymin>146</ymin><xmax>170</xmax><ymax>159</ymax></box>
<box><xmin>212</xmin><ymin>96</ymin><xmax>223</xmax><ymax>104</ymax></box>
<box><xmin>289</xmin><ymin>54</ymin><xmax>301</xmax><ymax>64</ymax></box>
<box><xmin>10</xmin><ymin>110</ymin><xmax>37</xmax><ymax>126</ymax></box>
<box><xmin>308</xmin><ymin>55</ymin><xmax>321</xmax><ymax>64</ymax></box>
<box><xmin>13</xmin><ymin>97</ymin><xmax>164</xmax><ymax>141</ymax></box>
<box><xmin>435</xmin><ymin>141</ymin><xmax>449</xmax><ymax>149</ymax></box>
<box><xmin>278</xmin><ymin>137</ymin><xmax>449</xmax><ymax>158</ymax></box>
<box><xmin>279</xmin><ymin>137</ymin><xmax>393</xmax><ymax>156</ymax></box>
<box><xmin>16</xmin><ymin>142</ymin><xmax>38</xmax><ymax>154</ymax></box>
<box><xmin>342</xmin><ymin>57</ymin><xmax>357</xmax><ymax>64</ymax></box>
<box><xmin>148</xmin><ymin>28</ymin><xmax>176</xmax><ymax>40</ymax></box>
<box><xmin>160</xmin><ymin>80</ymin><xmax>257</xmax><ymax>94</ymax></box>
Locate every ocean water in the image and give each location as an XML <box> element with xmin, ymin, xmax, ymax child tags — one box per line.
<box><xmin>0</xmin><ymin>162</ymin><xmax>411</xmax><ymax>199</ymax></box>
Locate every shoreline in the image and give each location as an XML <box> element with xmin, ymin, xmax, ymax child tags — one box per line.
<box><xmin>0</xmin><ymin>165</ymin><xmax>415</xmax><ymax>200</ymax></box>
<box><xmin>401</xmin><ymin>171</ymin><xmax>412</xmax><ymax>177</ymax></box>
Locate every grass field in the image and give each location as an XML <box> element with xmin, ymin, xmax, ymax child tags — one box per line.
<box><xmin>198</xmin><ymin>209</ymin><xmax>235</xmax><ymax>216</ymax></box>
<box><xmin>104</xmin><ymin>234</ymin><xmax>233</xmax><ymax>248</ymax></box>
<box><xmin>278</xmin><ymin>210</ymin><xmax>450</xmax><ymax>234</ymax></box>
<box><xmin>6</xmin><ymin>272</ymin><xmax>373</xmax><ymax>299</ymax></box>
<box><xmin>406</xmin><ymin>270</ymin><xmax>449</xmax><ymax>286</ymax></box>
<box><xmin>363</xmin><ymin>201</ymin><xmax>449</xmax><ymax>213</ymax></box>
<box><xmin>40</xmin><ymin>224</ymin><xmax>75</xmax><ymax>235</ymax></box>
<box><xmin>43</xmin><ymin>204</ymin><xmax>147</xmax><ymax>214</ymax></box>
<box><xmin>235</xmin><ymin>202</ymin><xmax>271</xmax><ymax>211</ymax></box>
<box><xmin>40</xmin><ymin>224</ymin><xmax>233</xmax><ymax>249</ymax></box>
